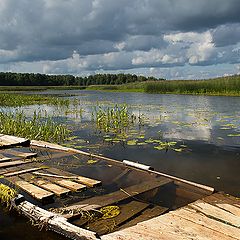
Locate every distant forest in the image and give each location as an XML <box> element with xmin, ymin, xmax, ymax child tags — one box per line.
<box><xmin>0</xmin><ymin>72</ymin><xmax>163</xmax><ymax>86</ymax></box>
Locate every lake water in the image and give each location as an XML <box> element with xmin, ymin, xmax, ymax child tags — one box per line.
<box><xmin>1</xmin><ymin>90</ymin><xmax>240</xmax><ymax>239</ymax></box>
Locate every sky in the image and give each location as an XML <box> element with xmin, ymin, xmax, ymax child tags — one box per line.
<box><xmin>0</xmin><ymin>0</ymin><xmax>240</xmax><ymax>79</ymax></box>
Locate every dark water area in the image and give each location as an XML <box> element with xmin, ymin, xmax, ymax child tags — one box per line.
<box><xmin>1</xmin><ymin>90</ymin><xmax>240</xmax><ymax>240</ymax></box>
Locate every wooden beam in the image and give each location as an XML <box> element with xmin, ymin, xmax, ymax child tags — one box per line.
<box><xmin>61</xmin><ymin>178</ymin><xmax>172</xmax><ymax>219</ymax></box>
<box><xmin>12</xmin><ymin>195</ymin><xmax>100</xmax><ymax>240</ymax></box>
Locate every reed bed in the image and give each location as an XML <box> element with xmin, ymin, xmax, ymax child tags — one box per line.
<box><xmin>0</xmin><ymin>93</ymin><xmax>70</xmax><ymax>107</ymax></box>
<box><xmin>144</xmin><ymin>75</ymin><xmax>240</xmax><ymax>95</ymax></box>
<box><xmin>0</xmin><ymin>110</ymin><xmax>71</xmax><ymax>143</ymax></box>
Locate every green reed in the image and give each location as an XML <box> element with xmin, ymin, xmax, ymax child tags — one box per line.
<box><xmin>92</xmin><ymin>104</ymin><xmax>137</xmax><ymax>134</ymax></box>
<box><xmin>0</xmin><ymin>110</ymin><xmax>71</xmax><ymax>143</ymax></box>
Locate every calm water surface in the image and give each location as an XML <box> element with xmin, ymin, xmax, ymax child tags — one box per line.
<box><xmin>1</xmin><ymin>91</ymin><xmax>240</xmax><ymax>240</ymax></box>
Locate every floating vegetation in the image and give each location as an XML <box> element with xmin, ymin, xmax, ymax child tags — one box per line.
<box><xmin>0</xmin><ymin>93</ymin><xmax>71</xmax><ymax>107</ymax></box>
<box><xmin>0</xmin><ymin>183</ymin><xmax>17</xmax><ymax>209</ymax></box>
<box><xmin>99</xmin><ymin>206</ymin><xmax>120</xmax><ymax>219</ymax></box>
<box><xmin>0</xmin><ymin>110</ymin><xmax>71</xmax><ymax>143</ymax></box>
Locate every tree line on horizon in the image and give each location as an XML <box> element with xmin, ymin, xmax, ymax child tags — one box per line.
<box><xmin>0</xmin><ymin>72</ymin><xmax>164</xmax><ymax>86</ymax></box>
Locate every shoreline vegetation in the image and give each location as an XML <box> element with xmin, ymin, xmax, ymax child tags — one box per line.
<box><xmin>0</xmin><ymin>73</ymin><xmax>239</xmax><ymax>96</ymax></box>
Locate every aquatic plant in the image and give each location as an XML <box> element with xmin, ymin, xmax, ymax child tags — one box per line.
<box><xmin>92</xmin><ymin>104</ymin><xmax>138</xmax><ymax>134</ymax></box>
<box><xmin>0</xmin><ymin>183</ymin><xmax>17</xmax><ymax>209</ymax></box>
<box><xmin>0</xmin><ymin>110</ymin><xmax>71</xmax><ymax>143</ymax></box>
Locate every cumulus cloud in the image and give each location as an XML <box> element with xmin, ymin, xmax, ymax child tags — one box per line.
<box><xmin>0</xmin><ymin>0</ymin><xmax>240</xmax><ymax>78</ymax></box>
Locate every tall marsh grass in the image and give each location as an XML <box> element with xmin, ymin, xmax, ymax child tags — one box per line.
<box><xmin>144</xmin><ymin>75</ymin><xmax>240</xmax><ymax>95</ymax></box>
<box><xmin>0</xmin><ymin>110</ymin><xmax>71</xmax><ymax>143</ymax></box>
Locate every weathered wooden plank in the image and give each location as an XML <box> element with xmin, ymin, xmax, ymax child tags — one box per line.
<box><xmin>119</xmin><ymin>205</ymin><xmax>169</xmax><ymax>229</ymax></box>
<box><xmin>0</xmin><ymin>134</ymin><xmax>30</xmax><ymax>148</ymax></box>
<box><xmin>12</xmin><ymin>196</ymin><xmax>99</xmax><ymax>240</ymax></box>
<box><xmin>15</xmin><ymin>180</ymin><xmax>54</xmax><ymax>202</ymax></box>
<box><xmin>102</xmin><ymin>211</ymin><xmax>236</xmax><ymax>240</ymax></box>
<box><xmin>88</xmin><ymin>200</ymin><xmax>149</xmax><ymax>235</ymax></box>
<box><xmin>45</xmin><ymin>167</ymin><xmax>102</xmax><ymax>187</ymax></box>
<box><xmin>172</xmin><ymin>207</ymin><xmax>240</xmax><ymax>239</ymax></box>
<box><xmin>3</xmin><ymin>167</ymin><xmax>47</xmax><ymax>177</ymax></box>
<box><xmin>56</xmin><ymin>180</ymin><xmax>86</xmax><ymax>191</ymax></box>
<box><xmin>36</xmin><ymin>180</ymin><xmax>71</xmax><ymax>197</ymax></box>
<box><xmin>216</xmin><ymin>203</ymin><xmax>240</xmax><ymax>216</ymax></box>
<box><xmin>0</xmin><ymin>153</ymin><xmax>12</xmax><ymax>162</ymax></box>
<box><xmin>5</xmin><ymin>149</ymin><xmax>37</xmax><ymax>159</ymax></box>
<box><xmin>0</xmin><ymin>160</ymin><xmax>27</xmax><ymax>169</ymax></box>
<box><xmin>189</xmin><ymin>200</ymin><xmax>240</xmax><ymax>228</ymax></box>
<box><xmin>62</xmin><ymin>178</ymin><xmax>172</xmax><ymax>219</ymax></box>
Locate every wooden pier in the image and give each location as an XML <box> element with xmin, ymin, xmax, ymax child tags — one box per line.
<box><xmin>0</xmin><ymin>134</ymin><xmax>239</xmax><ymax>240</ymax></box>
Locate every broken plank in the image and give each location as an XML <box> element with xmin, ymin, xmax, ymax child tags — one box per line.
<box><xmin>36</xmin><ymin>180</ymin><xmax>70</xmax><ymax>197</ymax></box>
<box><xmin>62</xmin><ymin>178</ymin><xmax>172</xmax><ymax>219</ymax></box>
<box><xmin>172</xmin><ymin>207</ymin><xmax>240</xmax><ymax>240</ymax></box>
<box><xmin>0</xmin><ymin>134</ymin><xmax>30</xmax><ymax>148</ymax></box>
<box><xmin>56</xmin><ymin>180</ymin><xmax>86</xmax><ymax>191</ymax></box>
<box><xmin>15</xmin><ymin>180</ymin><xmax>54</xmax><ymax>202</ymax></box>
<box><xmin>3</xmin><ymin>167</ymin><xmax>48</xmax><ymax>177</ymax></box>
<box><xmin>189</xmin><ymin>200</ymin><xmax>240</xmax><ymax>228</ymax></box>
<box><xmin>88</xmin><ymin>200</ymin><xmax>149</xmax><ymax>235</ymax></box>
<box><xmin>0</xmin><ymin>160</ymin><xmax>28</xmax><ymax>169</ymax></box>
<box><xmin>46</xmin><ymin>167</ymin><xmax>102</xmax><ymax>187</ymax></box>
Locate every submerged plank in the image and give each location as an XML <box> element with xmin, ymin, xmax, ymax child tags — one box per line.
<box><xmin>5</xmin><ymin>149</ymin><xmax>37</xmax><ymax>159</ymax></box>
<box><xmin>120</xmin><ymin>205</ymin><xmax>169</xmax><ymax>229</ymax></box>
<box><xmin>0</xmin><ymin>160</ymin><xmax>27</xmax><ymax>169</ymax></box>
<box><xmin>62</xmin><ymin>178</ymin><xmax>172</xmax><ymax>219</ymax></box>
<box><xmin>56</xmin><ymin>180</ymin><xmax>86</xmax><ymax>191</ymax></box>
<box><xmin>0</xmin><ymin>134</ymin><xmax>30</xmax><ymax>148</ymax></box>
<box><xmin>3</xmin><ymin>167</ymin><xmax>47</xmax><ymax>177</ymax></box>
<box><xmin>15</xmin><ymin>180</ymin><xmax>54</xmax><ymax>202</ymax></box>
<box><xmin>88</xmin><ymin>200</ymin><xmax>149</xmax><ymax>235</ymax></box>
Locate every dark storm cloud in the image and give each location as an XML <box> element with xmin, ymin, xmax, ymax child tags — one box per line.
<box><xmin>0</xmin><ymin>0</ymin><xmax>240</xmax><ymax>74</ymax></box>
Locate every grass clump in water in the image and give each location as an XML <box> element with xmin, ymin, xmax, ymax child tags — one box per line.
<box><xmin>92</xmin><ymin>104</ymin><xmax>137</xmax><ymax>134</ymax></box>
<box><xmin>0</xmin><ymin>110</ymin><xmax>71</xmax><ymax>143</ymax></box>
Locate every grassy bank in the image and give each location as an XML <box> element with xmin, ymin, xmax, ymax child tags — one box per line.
<box><xmin>0</xmin><ymin>85</ymin><xmax>86</xmax><ymax>92</ymax></box>
<box><xmin>87</xmin><ymin>75</ymin><xmax>240</xmax><ymax>96</ymax></box>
